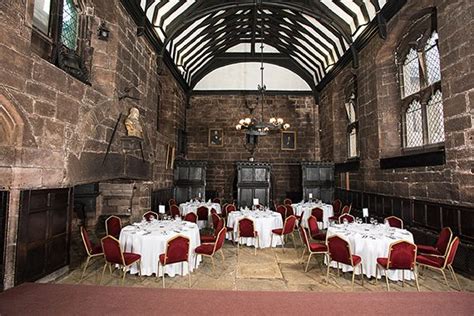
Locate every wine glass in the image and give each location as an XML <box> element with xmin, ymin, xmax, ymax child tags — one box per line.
<box><xmin>370</xmin><ymin>217</ymin><xmax>374</xmax><ymax>225</ymax></box>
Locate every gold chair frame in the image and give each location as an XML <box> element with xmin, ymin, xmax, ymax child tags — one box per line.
<box><xmin>195</xmin><ymin>228</ymin><xmax>227</xmax><ymax>273</ymax></box>
<box><xmin>299</xmin><ymin>226</ymin><xmax>328</xmax><ymax>272</ymax></box>
<box><xmin>158</xmin><ymin>234</ymin><xmax>191</xmax><ymax>288</ymax></box>
<box><xmin>237</xmin><ymin>217</ymin><xmax>260</xmax><ymax>256</ymax></box>
<box><xmin>384</xmin><ymin>216</ymin><xmax>404</xmax><ymax>229</ymax></box>
<box><xmin>105</xmin><ymin>215</ymin><xmax>122</xmax><ymax>237</ymax></box>
<box><xmin>270</xmin><ymin>215</ymin><xmax>297</xmax><ymax>252</ymax></box>
<box><xmin>80</xmin><ymin>227</ymin><xmax>103</xmax><ymax>282</ymax></box>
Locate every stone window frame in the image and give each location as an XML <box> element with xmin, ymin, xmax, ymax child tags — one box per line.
<box><xmin>344</xmin><ymin>75</ymin><xmax>359</xmax><ymax>159</ymax></box>
<box><xmin>30</xmin><ymin>0</ymin><xmax>92</xmax><ymax>84</ymax></box>
<box><xmin>396</xmin><ymin>10</ymin><xmax>444</xmax><ymax>151</ymax></box>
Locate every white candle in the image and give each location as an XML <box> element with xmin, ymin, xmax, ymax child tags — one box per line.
<box><xmin>159</xmin><ymin>205</ymin><xmax>165</xmax><ymax>214</ymax></box>
<box><xmin>253</xmin><ymin>198</ymin><xmax>259</xmax><ymax>206</ymax></box>
<box><xmin>308</xmin><ymin>193</ymin><xmax>313</xmax><ymax>199</ymax></box>
<box><xmin>363</xmin><ymin>208</ymin><xmax>369</xmax><ymax>217</ymax></box>
<box><xmin>198</xmin><ymin>192</ymin><xmax>202</xmax><ymax>198</ymax></box>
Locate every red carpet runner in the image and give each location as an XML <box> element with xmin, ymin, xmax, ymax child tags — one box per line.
<box><xmin>0</xmin><ymin>283</ymin><xmax>473</xmax><ymax>315</ymax></box>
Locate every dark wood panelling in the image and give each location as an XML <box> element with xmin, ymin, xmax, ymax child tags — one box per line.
<box><xmin>0</xmin><ymin>191</ymin><xmax>8</xmax><ymax>291</ymax></box>
<box><xmin>151</xmin><ymin>188</ymin><xmax>174</xmax><ymax>212</ymax></box>
<box><xmin>174</xmin><ymin>161</ymin><xmax>207</xmax><ymax>203</ymax></box>
<box><xmin>15</xmin><ymin>188</ymin><xmax>72</xmax><ymax>285</ymax></box>
<box><xmin>335</xmin><ymin>188</ymin><xmax>474</xmax><ymax>275</ymax></box>
<box><xmin>301</xmin><ymin>162</ymin><xmax>334</xmax><ymax>203</ymax></box>
<box><xmin>236</xmin><ymin>162</ymin><xmax>271</xmax><ymax>208</ymax></box>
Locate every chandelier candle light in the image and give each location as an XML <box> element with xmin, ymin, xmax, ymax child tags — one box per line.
<box><xmin>236</xmin><ymin>5</ymin><xmax>289</xmax><ymax>136</ymax></box>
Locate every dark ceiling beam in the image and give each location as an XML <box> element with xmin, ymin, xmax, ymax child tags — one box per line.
<box><xmin>189</xmin><ymin>52</ymin><xmax>317</xmax><ymax>93</ymax></box>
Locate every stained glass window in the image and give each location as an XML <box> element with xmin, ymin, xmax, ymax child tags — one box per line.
<box><xmin>61</xmin><ymin>0</ymin><xmax>78</xmax><ymax>50</ymax></box>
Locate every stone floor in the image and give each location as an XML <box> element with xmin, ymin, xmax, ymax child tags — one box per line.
<box><xmin>56</xmin><ymin>238</ymin><xmax>474</xmax><ymax>293</ymax></box>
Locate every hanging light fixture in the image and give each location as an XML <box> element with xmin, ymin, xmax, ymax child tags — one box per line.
<box><xmin>235</xmin><ymin>3</ymin><xmax>290</xmax><ymax>136</ymax></box>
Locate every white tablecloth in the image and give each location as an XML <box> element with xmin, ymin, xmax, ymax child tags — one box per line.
<box><xmin>179</xmin><ymin>202</ymin><xmax>221</xmax><ymax>229</ymax></box>
<box><xmin>326</xmin><ymin>223</ymin><xmax>415</xmax><ymax>281</ymax></box>
<box><xmin>292</xmin><ymin>202</ymin><xmax>333</xmax><ymax>229</ymax></box>
<box><xmin>226</xmin><ymin>210</ymin><xmax>283</xmax><ymax>248</ymax></box>
<box><xmin>119</xmin><ymin>220</ymin><xmax>201</xmax><ymax>277</ymax></box>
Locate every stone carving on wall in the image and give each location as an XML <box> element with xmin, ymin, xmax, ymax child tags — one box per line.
<box><xmin>125</xmin><ymin>107</ymin><xmax>143</xmax><ymax>139</ymax></box>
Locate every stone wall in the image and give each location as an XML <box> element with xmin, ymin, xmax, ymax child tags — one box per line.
<box><xmin>319</xmin><ymin>0</ymin><xmax>474</xmax><ymax>206</ymax></box>
<box><xmin>0</xmin><ymin>0</ymin><xmax>186</xmax><ymax>287</ymax></box>
<box><xmin>186</xmin><ymin>93</ymin><xmax>320</xmax><ymax>203</ymax></box>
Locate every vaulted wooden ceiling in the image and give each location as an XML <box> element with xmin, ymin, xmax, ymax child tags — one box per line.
<box><xmin>133</xmin><ymin>0</ymin><xmax>401</xmax><ymax>92</ymax></box>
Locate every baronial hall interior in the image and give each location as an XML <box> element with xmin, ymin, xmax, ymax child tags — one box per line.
<box><xmin>0</xmin><ymin>0</ymin><xmax>473</xmax><ymax>315</ymax></box>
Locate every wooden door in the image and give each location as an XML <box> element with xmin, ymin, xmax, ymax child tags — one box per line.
<box><xmin>0</xmin><ymin>191</ymin><xmax>8</xmax><ymax>291</ymax></box>
<box><xmin>15</xmin><ymin>188</ymin><xmax>71</xmax><ymax>285</ymax></box>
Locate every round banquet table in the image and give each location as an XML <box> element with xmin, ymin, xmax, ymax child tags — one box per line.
<box><xmin>119</xmin><ymin>219</ymin><xmax>201</xmax><ymax>277</ymax></box>
<box><xmin>179</xmin><ymin>202</ymin><xmax>221</xmax><ymax>229</ymax></box>
<box><xmin>326</xmin><ymin>223</ymin><xmax>415</xmax><ymax>281</ymax></box>
<box><xmin>226</xmin><ymin>209</ymin><xmax>284</xmax><ymax>248</ymax></box>
<box><xmin>292</xmin><ymin>202</ymin><xmax>333</xmax><ymax>229</ymax></box>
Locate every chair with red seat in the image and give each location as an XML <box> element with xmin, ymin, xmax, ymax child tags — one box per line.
<box><xmin>210</xmin><ymin>212</ymin><xmax>220</xmax><ymax>229</ymax></box>
<box><xmin>170</xmin><ymin>204</ymin><xmax>181</xmax><ymax>219</ymax></box>
<box><xmin>299</xmin><ymin>225</ymin><xmax>328</xmax><ymax>272</ymax></box>
<box><xmin>80</xmin><ymin>226</ymin><xmax>103</xmax><ymax>281</ymax></box>
<box><xmin>210</xmin><ymin>208</ymin><xmax>218</xmax><ymax>216</ymax></box>
<box><xmin>275</xmin><ymin>205</ymin><xmax>286</xmax><ymax>220</ymax></box>
<box><xmin>184</xmin><ymin>212</ymin><xmax>197</xmax><ymax>223</ymax></box>
<box><xmin>105</xmin><ymin>215</ymin><xmax>122</xmax><ymax>239</ymax></box>
<box><xmin>221</xmin><ymin>203</ymin><xmax>228</xmax><ymax>217</ymax></box>
<box><xmin>271</xmin><ymin>215</ymin><xmax>297</xmax><ymax>251</ymax></box>
<box><xmin>416</xmin><ymin>236</ymin><xmax>462</xmax><ymax>290</ymax></box>
<box><xmin>168</xmin><ymin>198</ymin><xmax>177</xmax><ymax>207</ymax></box>
<box><xmin>158</xmin><ymin>235</ymin><xmax>191</xmax><ymax>288</ymax></box>
<box><xmin>212</xmin><ymin>197</ymin><xmax>221</xmax><ymax>204</ymax></box>
<box><xmin>338</xmin><ymin>213</ymin><xmax>355</xmax><ymax>224</ymax></box>
<box><xmin>225</xmin><ymin>204</ymin><xmax>236</xmax><ymax>214</ymax></box>
<box><xmin>376</xmin><ymin>240</ymin><xmax>419</xmax><ymax>291</ymax></box>
<box><xmin>237</xmin><ymin>218</ymin><xmax>259</xmax><ymax>255</ymax></box>
<box><xmin>197</xmin><ymin>206</ymin><xmax>209</xmax><ymax>221</ymax></box>
<box><xmin>384</xmin><ymin>216</ymin><xmax>403</xmax><ymax>229</ymax></box>
<box><xmin>285</xmin><ymin>205</ymin><xmax>295</xmax><ymax>218</ymax></box>
<box><xmin>417</xmin><ymin>227</ymin><xmax>452</xmax><ymax>257</ymax></box>
<box><xmin>195</xmin><ymin>227</ymin><xmax>227</xmax><ymax>273</ymax></box>
<box><xmin>283</xmin><ymin>198</ymin><xmax>292</xmax><ymax>205</ymax></box>
<box><xmin>201</xmin><ymin>218</ymin><xmax>224</xmax><ymax>244</ymax></box>
<box><xmin>329</xmin><ymin>204</ymin><xmax>349</xmax><ymax>223</ymax></box>
<box><xmin>100</xmin><ymin>235</ymin><xmax>141</xmax><ymax>285</ymax></box>
<box><xmin>307</xmin><ymin>215</ymin><xmax>326</xmax><ymax>242</ymax></box>
<box><xmin>143</xmin><ymin>211</ymin><xmax>158</xmax><ymax>222</ymax></box>
<box><xmin>332</xmin><ymin>199</ymin><xmax>342</xmax><ymax>215</ymax></box>
<box><xmin>326</xmin><ymin>235</ymin><xmax>363</xmax><ymax>290</ymax></box>
<box><xmin>311</xmin><ymin>207</ymin><xmax>324</xmax><ymax>222</ymax></box>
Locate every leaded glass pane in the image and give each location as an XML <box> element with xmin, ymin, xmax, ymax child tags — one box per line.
<box><xmin>405</xmin><ymin>100</ymin><xmax>423</xmax><ymax>147</ymax></box>
<box><xmin>61</xmin><ymin>0</ymin><xmax>78</xmax><ymax>50</ymax></box>
<box><xmin>425</xmin><ymin>32</ymin><xmax>441</xmax><ymax>85</ymax></box>
<box><xmin>348</xmin><ymin>127</ymin><xmax>357</xmax><ymax>158</ymax></box>
<box><xmin>345</xmin><ymin>100</ymin><xmax>356</xmax><ymax>123</ymax></box>
<box><xmin>33</xmin><ymin>0</ymin><xmax>52</xmax><ymax>35</ymax></box>
<box><xmin>427</xmin><ymin>90</ymin><xmax>445</xmax><ymax>144</ymax></box>
<box><xmin>402</xmin><ymin>48</ymin><xmax>420</xmax><ymax>98</ymax></box>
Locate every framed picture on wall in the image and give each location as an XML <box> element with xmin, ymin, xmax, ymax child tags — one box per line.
<box><xmin>208</xmin><ymin>128</ymin><xmax>223</xmax><ymax>147</ymax></box>
<box><xmin>281</xmin><ymin>131</ymin><xmax>296</xmax><ymax>151</ymax></box>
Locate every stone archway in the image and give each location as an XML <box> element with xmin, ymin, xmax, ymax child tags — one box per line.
<box><xmin>0</xmin><ymin>94</ymin><xmax>24</xmax><ymax>146</ymax></box>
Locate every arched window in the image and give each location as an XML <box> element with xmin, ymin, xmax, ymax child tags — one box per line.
<box><xmin>398</xmin><ymin>15</ymin><xmax>444</xmax><ymax>148</ymax></box>
<box><xmin>344</xmin><ymin>77</ymin><xmax>358</xmax><ymax>158</ymax></box>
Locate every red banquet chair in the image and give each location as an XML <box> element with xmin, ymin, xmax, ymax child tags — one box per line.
<box><xmin>332</xmin><ymin>199</ymin><xmax>342</xmax><ymax>215</ymax></box>
<box><xmin>197</xmin><ymin>206</ymin><xmax>209</xmax><ymax>222</ymax></box>
<box><xmin>80</xmin><ymin>226</ymin><xmax>103</xmax><ymax>281</ymax></box>
<box><xmin>100</xmin><ymin>235</ymin><xmax>141</xmax><ymax>285</ymax></box>
<box><xmin>275</xmin><ymin>205</ymin><xmax>286</xmax><ymax>220</ymax></box>
<box><xmin>184</xmin><ymin>212</ymin><xmax>197</xmax><ymax>223</ymax></box>
<box><xmin>237</xmin><ymin>218</ymin><xmax>259</xmax><ymax>255</ymax></box>
<box><xmin>212</xmin><ymin>197</ymin><xmax>221</xmax><ymax>204</ymax></box>
<box><xmin>417</xmin><ymin>227</ymin><xmax>453</xmax><ymax>257</ymax></box>
<box><xmin>285</xmin><ymin>205</ymin><xmax>295</xmax><ymax>219</ymax></box>
<box><xmin>105</xmin><ymin>215</ymin><xmax>122</xmax><ymax>239</ymax></box>
<box><xmin>416</xmin><ymin>237</ymin><xmax>462</xmax><ymax>291</ymax></box>
<box><xmin>221</xmin><ymin>203</ymin><xmax>229</xmax><ymax>218</ymax></box>
<box><xmin>328</xmin><ymin>204</ymin><xmax>349</xmax><ymax>223</ymax></box>
<box><xmin>307</xmin><ymin>215</ymin><xmax>326</xmax><ymax>242</ymax></box>
<box><xmin>195</xmin><ymin>227</ymin><xmax>227</xmax><ymax>272</ymax></box>
<box><xmin>143</xmin><ymin>211</ymin><xmax>158</xmax><ymax>222</ymax></box>
<box><xmin>225</xmin><ymin>204</ymin><xmax>236</xmax><ymax>214</ymax></box>
<box><xmin>210</xmin><ymin>212</ymin><xmax>220</xmax><ymax>229</ymax></box>
<box><xmin>311</xmin><ymin>207</ymin><xmax>324</xmax><ymax>222</ymax></box>
<box><xmin>326</xmin><ymin>235</ymin><xmax>363</xmax><ymax>290</ymax></box>
<box><xmin>299</xmin><ymin>225</ymin><xmax>328</xmax><ymax>272</ymax></box>
<box><xmin>338</xmin><ymin>213</ymin><xmax>355</xmax><ymax>224</ymax></box>
<box><xmin>271</xmin><ymin>215</ymin><xmax>297</xmax><ymax>251</ymax></box>
<box><xmin>384</xmin><ymin>216</ymin><xmax>403</xmax><ymax>229</ymax></box>
<box><xmin>158</xmin><ymin>235</ymin><xmax>191</xmax><ymax>288</ymax></box>
<box><xmin>201</xmin><ymin>217</ymin><xmax>224</xmax><ymax>243</ymax></box>
<box><xmin>170</xmin><ymin>204</ymin><xmax>181</xmax><ymax>218</ymax></box>
<box><xmin>376</xmin><ymin>240</ymin><xmax>419</xmax><ymax>291</ymax></box>
<box><xmin>283</xmin><ymin>198</ymin><xmax>292</xmax><ymax>205</ymax></box>
<box><xmin>168</xmin><ymin>198</ymin><xmax>177</xmax><ymax>207</ymax></box>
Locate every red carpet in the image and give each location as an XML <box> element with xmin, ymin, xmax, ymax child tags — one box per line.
<box><xmin>0</xmin><ymin>283</ymin><xmax>473</xmax><ymax>315</ymax></box>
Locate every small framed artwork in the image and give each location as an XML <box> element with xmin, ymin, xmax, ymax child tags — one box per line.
<box><xmin>281</xmin><ymin>131</ymin><xmax>296</xmax><ymax>151</ymax></box>
<box><xmin>166</xmin><ymin>145</ymin><xmax>175</xmax><ymax>169</ymax></box>
<box><xmin>208</xmin><ymin>128</ymin><xmax>223</xmax><ymax>147</ymax></box>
